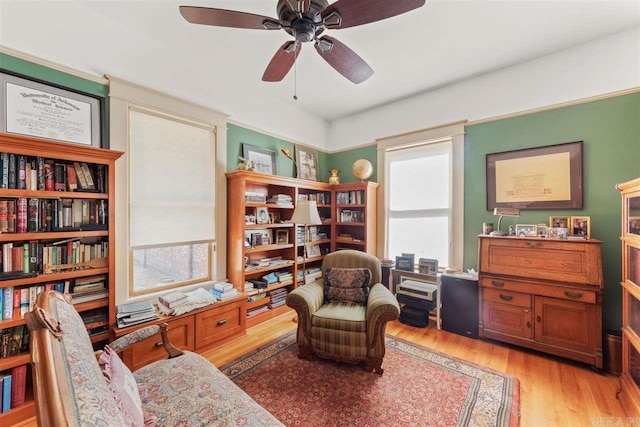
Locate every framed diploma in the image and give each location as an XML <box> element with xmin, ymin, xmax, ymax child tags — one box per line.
<box><xmin>0</xmin><ymin>71</ymin><xmax>102</xmax><ymax>147</ymax></box>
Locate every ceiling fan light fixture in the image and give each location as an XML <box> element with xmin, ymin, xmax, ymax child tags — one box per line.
<box><xmin>262</xmin><ymin>20</ymin><xmax>282</xmax><ymax>30</ymax></box>
<box><xmin>323</xmin><ymin>11</ymin><xmax>342</xmax><ymax>28</ymax></box>
<box><xmin>315</xmin><ymin>38</ymin><xmax>333</xmax><ymax>53</ymax></box>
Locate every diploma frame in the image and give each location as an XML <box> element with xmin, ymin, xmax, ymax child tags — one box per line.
<box><xmin>0</xmin><ymin>71</ymin><xmax>103</xmax><ymax>147</ymax></box>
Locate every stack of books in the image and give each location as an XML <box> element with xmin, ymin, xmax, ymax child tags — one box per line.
<box><xmin>157</xmin><ymin>290</ymin><xmax>189</xmax><ymax>312</ymax></box>
<box><xmin>70</xmin><ymin>275</ymin><xmax>108</xmax><ymax>304</ymax></box>
<box><xmin>116</xmin><ymin>301</ymin><xmax>159</xmax><ymax>328</ymax></box>
<box><xmin>209</xmin><ymin>282</ymin><xmax>239</xmax><ymax>301</ymax></box>
<box><xmin>266</xmin><ymin>194</ymin><xmax>293</xmax><ymax>206</ymax></box>
<box><xmin>304</xmin><ymin>267</ymin><xmax>323</xmax><ymax>284</ymax></box>
<box><xmin>267</xmin><ymin>288</ymin><xmax>288</xmax><ymax>309</ymax></box>
<box><xmin>275</xmin><ymin>271</ymin><xmax>293</xmax><ymax>285</ymax></box>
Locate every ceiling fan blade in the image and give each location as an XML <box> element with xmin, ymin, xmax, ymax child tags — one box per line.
<box><xmin>262</xmin><ymin>41</ymin><xmax>301</xmax><ymax>82</ymax></box>
<box><xmin>180</xmin><ymin>6</ymin><xmax>281</xmax><ymax>30</ymax></box>
<box><xmin>322</xmin><ymin>0</ymin><xmax>425</xmax><ymax>29</ymax></box>
<box><xmin>314</xmin><ymin>36</ymin><xmax>373</xmax><ymax>84</ymax></box>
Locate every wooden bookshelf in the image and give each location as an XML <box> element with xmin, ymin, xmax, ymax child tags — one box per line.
<box><xmin>226</xmin><ymin>171</ymin><xmax>378</xmax><ymax>327</ymax></box>
<box><xmin>0</xmin><ymin>132</ymin><xmax>122</xmax><ymax>425</ymax></box>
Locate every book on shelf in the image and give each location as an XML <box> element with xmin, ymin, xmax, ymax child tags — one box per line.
<box><xmin>116</xmin><ymin>300</ymin><xmax>154</xmax><ymax>317</ymax></box>
<box><xmin>158</xmin><ymin>290</ymin><xmax>189</xmax><ymax>309</ymax></box>
<box><xmin>209</xmin><ymin>287</ymin><xmax>239</xmax><ymax>300</ymax></box>
<box><xmin>116</xmin><ymin>301</ymin><xmax>158</xmax><ymax>328</ymax></box>
<box><xmin>69</xmin><ymin>288</ymin><xmax>108</xmax><ymax>304</ymax></box>
<box><xmin>213</xmin><ymin>281</ymin><xmax>234</xmax><ymax>292</ymax></box>
<box><xmin>1</xmin><ymin>373</ymin><xmax>11</xmax><ymax>413</ymax></box>
<box><xmin>10</xmin><ymin>364</ymin><xmax>27</xmax><ymax>409</ymax></box>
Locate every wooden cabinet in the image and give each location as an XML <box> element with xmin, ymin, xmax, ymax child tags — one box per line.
<box><xmin>0</xmin><ymin>132</ymin><xmax>122</xmax><ymax>425</ymax></box>
<box><xmin>478</xmin><ymin>235</ymin><xmax>603</xmax><ymax>369</ymax></box>
<box><xmin>616</xmin><ymin>178</ymin><xmax>640</xmax><ymax>415</ymax></box>
<box><xmin>226</xmin><ymin>171</ymin><xmax>378</xmax><ymax>327</ymax></box>
<box><xmin>116</xmin><ymin>298</ymin><xmax>245</xmax><ymax>371</ymax></box>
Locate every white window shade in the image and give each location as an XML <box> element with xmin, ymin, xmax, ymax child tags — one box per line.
<box><xmin>129</xmin><ymin>109</ymin><xmax>216</xmax><ymax>248</ymax></box>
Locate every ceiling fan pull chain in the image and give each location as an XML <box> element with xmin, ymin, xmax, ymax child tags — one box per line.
<box><xmin>293</xmin><ymin>44</ymin><xmax>298</xmax><ymax>100</ymax></box>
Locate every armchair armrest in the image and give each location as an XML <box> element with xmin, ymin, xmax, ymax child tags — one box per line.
<box><xmin>286</xmin><ymin>280</ymin><xmax>324</xmax><ymax>316</ymax></box>
<box><xmin>109</xmin><ymin>323</ymin><xmax>183</xmax><ymax>358</ymax></box>
<box><xmin>366</xmin><ymin>283</ymin><xmax>400</xmax><ymax>344</ymax></box>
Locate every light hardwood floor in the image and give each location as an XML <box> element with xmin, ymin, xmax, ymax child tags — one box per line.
<box><xmin>204</xmin><ymin>311</ymin><xmax>630</xmax><ymax>427</ymax></box>
<box><xmin>18</xmin><ymin>311</ymin><xmax>630</xmax><ymax>427</ymax></box>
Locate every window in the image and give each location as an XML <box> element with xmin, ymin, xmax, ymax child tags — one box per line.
<box><xmin>377</xmin><ymin>121</ymin><xmax>465</xmax><ymax>270</ymax></box>
<box><xmin>386</xmin><ymin>141</ymin><xmax>451</xmax><ymax>266</ymax></box>
<box><xmin>128</xmin><ymin>109</ymin><xmax>216</xmax><ymax>296</ymax></box>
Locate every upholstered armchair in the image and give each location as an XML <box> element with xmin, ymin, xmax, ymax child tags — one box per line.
<box><xmin>286</xmin><ymin>250</ymin><xmax>400</xmax><ymax>374</ymax></box>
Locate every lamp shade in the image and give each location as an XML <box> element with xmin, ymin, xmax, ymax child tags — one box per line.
<box><xmin>290</xmin><ymin>200</ymin><xmax>322</xmax><ymax>225</ymax></box>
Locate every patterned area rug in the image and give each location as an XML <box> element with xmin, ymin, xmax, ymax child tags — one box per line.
<box><xmin>221</xmin><ymin>333</ymin><xmax>520</xmax><ymax>426</ymax></box>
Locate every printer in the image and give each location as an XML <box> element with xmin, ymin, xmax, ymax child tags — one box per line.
<box><xmin>397</xmin><ymin>279</ymin><xmax>437</xmax><ymax>310</ymax></box>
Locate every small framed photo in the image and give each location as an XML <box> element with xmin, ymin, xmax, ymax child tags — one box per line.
<box><xmin>245</xmin><ymin>214</ymin><xmax>256</xmax><ymax>225</ymax></box>
<box><xmin>305</xmin><ymin>244</ymin><xmax>321</xmax><ymax>258</ymax></box>
<box><xmin>296</xmin><ymin>146</ymin><xmax>319</xmax><ymax>181</ymax></box>
<box><xmin>548</xmin><ymin>228</ymin><xmax>559</xmax><ymax>238</ymax></box>
<box><xmin>557</xmin><ymin>227</ymin><xmax>569</xmax><ymax>238</ymax></box>
<box><xmin>260</xmin><ymin>229</ymin><xmax>272</xmax><ymax>245</ymax></box>
<box><xmin>549</xmin><ymin>216</ymin><xmax>571</xmax><ymax>229</ymax></box>
<box><xmin>571</xmin><ymin>216</ymin><xmax>591</xmax><ymax>238</ymax></box>
<box><xmin>395</xmin><ymin>255</ymin><xmax>414</xmax><ymax>272</ymax></box>
<box><xmin>242</xmin><ymin>143</ymin><xmax>277</xmax><ymax>175</ymax></box>
<box><xmin>537</xmin><ymin>224</ymin><xmax>548</xmax><ymax>238</ymax></box>
<box><xmin>276</xmin><ymin>229</ymin><xmax>289</xmax><ymax>245</ymax></box>
<box><xmin>515</xmin><ymin>224</ymin><xmax>538</xmax><ymax>237</ymax></box>
<box><xmin>418</xmin><ymin>258</ymin><xmax>439</xmax><ymax>275</ymax></box>
<box><xmin>268</xmin><ymin>211</ymin><xmax>280</xmax><ymax>224</ymax></box>
<box><xmin>256</xmin><ymin>207</ymin><xmax>269</xmax><ymax>224</ymax></box>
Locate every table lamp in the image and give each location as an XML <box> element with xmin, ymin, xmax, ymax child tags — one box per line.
<box><xmin>290</xmin><ymin>200</ymin><xmax>322</xmax><ymax>284</ymax></box>
<box><xmin>491</xmin><ymin>207</ymin><xmax>520</xmax><ymax>236</ymax></box>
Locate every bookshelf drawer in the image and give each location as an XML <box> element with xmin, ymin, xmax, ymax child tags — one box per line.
<box><xmin>122</xmin><ymin>316</ymin><xmax>195</xmax><ymax>371</ymax></box>
<box><xmin>195</xmin><ymin>301</ymin><xmax>244</xmax><ymax>350</ymax></box>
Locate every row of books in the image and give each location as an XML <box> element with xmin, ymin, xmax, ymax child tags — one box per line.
<box><xmin>298</xmin><ymin>191</ymin><xmax>331</xmax><ymax>205</ymax></box>
<box><xmin>336</xmin><ymin>190</ymin><xmax>365</xmax><ymax>205</ymax></box>
<box><xmin>0</xmin><ymin>326</ymin><xmax>29</xmax><ymax>358</ymax></box>
<box><xmin>0</xmin><ymin>153</ymin><xmax>106</xmax><ymax>193</ymax></box>
<box><xmin>1</xmin><ymin>238</ymin><xmax>107</xmax><ymax>275</ymax></box>
<box><xmin>267</xmin><ymin>288</ymin><xmax>288</xmax><ymax>309</ymax></box>
<box><xmin>0</xmin><ymin>198</ymin><xmax>107</xmax><ymax>234</ymax></box>
<box><xmin>0</xmin><ymin>364</ymin><xmax>27</xmax><ymax>413</ymax></box>
<box><xmin>244</xmin><ymin>191</ymin><xmax>267</xmax><ymax>203</ymax></box>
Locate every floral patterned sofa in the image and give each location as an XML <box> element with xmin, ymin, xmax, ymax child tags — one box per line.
<box><xmin>25</xmin><ymin>290</ymin><xmax>283</xmax><ymax>426</ymax></box>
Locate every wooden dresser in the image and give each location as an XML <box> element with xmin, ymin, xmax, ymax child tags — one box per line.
<box><xmin>478</xmin><ymin>235</ymin><xmax>603</xmax><ymax>369</ymax></box>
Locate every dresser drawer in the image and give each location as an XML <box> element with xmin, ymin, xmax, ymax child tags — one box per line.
<box><xmin>483</xmin><ymin>288</ymin><xmax>531</xmax><ymax>308</ymax></box>
<box><xmin>195</xmin><ymin>300</ymin><xmax>244</xmax><ymax>350</ymax></box>
<box><xmin>480</xmin><ymin>277</ymin><xmax>597</xmax><ymax>304</ymax></box>
<box><xmin>479</xmin><ymin>236</ymin><xmax>603</xmax><ymax>286</ymax></box>
<box><xmin>122</xmin><ymin>316</ymin><xmax>195</xmax><ymax>371</ymax></box>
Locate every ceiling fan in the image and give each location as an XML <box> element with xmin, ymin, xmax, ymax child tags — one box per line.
<box><xmin>180</xmin><ymin>0</ymin><xmax>426</xmax><ymax>84</ymax></box>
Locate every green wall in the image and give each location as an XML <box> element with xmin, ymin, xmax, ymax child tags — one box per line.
<box><xmin>463</xmin><ymin>92</ymin><xmax>640</xmax><ymax>330</ymax></box>
<box><xmin>227</xmin><ymin>123</ymin><xmax>376</xmax><ymax>183</ymax></box>
<box><xmin>0</xmin><ymin>53</ymin><xmax>110</xmax><ymax>146</ymax></box>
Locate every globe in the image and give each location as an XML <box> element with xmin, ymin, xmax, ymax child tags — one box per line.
<box><xmin>352</xmin><ymin>159</ymin><xmax>373</xmax><ymax>181</ymax></box>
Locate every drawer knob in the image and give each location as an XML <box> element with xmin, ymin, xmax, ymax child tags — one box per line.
<box><xmin>491</xmin><ymin>281</ymin><xmax>504</xmax><ymax>287</ymax></box>
<box><xmin>499</xmin><ymin>294</ymin><xmax>513</xmax><ymax>301</ymax></box>
<box><xmin>564</xmin><ymin>291</ymin><xmax>583</xmax><ymax>299</ymax></box>
<box><xmin>217</xmin><ymin>319</ymin><xmax>227</xmax><ymax>326</ymax></box>
<box><xmin>155</xmin><ymin>341</ymin><xmax>163</xmax><ymax>348</ymax></box>
<box><xmin>527</xmin><ymin>321</ymin><xmax>531</xmax><ymax>328</ymax></box>
<box><xmin>537</xmin><ymin>315</ymin><xmax>542</xmax><ymax>323</ymax></box>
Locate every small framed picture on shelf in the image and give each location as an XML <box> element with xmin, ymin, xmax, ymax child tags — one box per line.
<box><xmin>515</xmin><ymin>224</ymin><xmax>538</xmax><ymax>237</ymax></box>
<box><xmin>395</xmin><ymin>255</ymin><xmax>414</xmax><ymax>272</ymax></box>
<box><xmin>549</xmin><ymin>216</ymin><xmax>571</xmax><ymax>228</ymax></box>
<box><xmin>418</xmin><ymin>258</ymin><xmax>439</xmax><ymax>275</ymax></box>
<box><xmin>548</xmin><ymin>228</ymin><xmax>559</xmax><ymax>238</ymax></box>
<box><xmin>245</xmin><ymin>214</ymin><xmax>256</xmax><ymax>225</ymax></box>
<box><xmin>571</xmin><ymin>216</ymin><xmax>591</xmax><ymax>239</ymax></box>
<box><xmin>256</xmin><ymin>207</ymin><xmax>269</xmax><ymax>224</ymax></box>
<box><xmin>242</xmin><ymin>143</ymin><xmax>277</xmax><ymax>175</ymax></box>
<box><xmin>306</xmin><ymin>244</ymin><xmax>321</xmax><ymax>258</ymax></box>
<box><xmin>268</xmin><ymin>211</ymin><xmax>280</xmax><ymax>224</ymax></box>
<box><xmin>260</xmin><ymin>229</ymin><xmax>272</xmax><ymax>245</ymax></box>
<box><xmin>296</xmin><ymin>146</ymin><xmax>319</xmax><ymax>181</ymax></box>
<box><xmin>276</xmin><ymin>229</ymin><xmax>289</xmax><ymax>245</ymax></box>
<box><xmin>537</xmin><ymin>224</ymin><xmax>548</xmax><ymax>238</ymax></box>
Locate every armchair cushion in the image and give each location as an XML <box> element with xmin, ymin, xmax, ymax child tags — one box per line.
<box><xmin>313</xmin><ymin>302</ymin><xmax>367</xmax><ymax>333</ymax></box>
<box><xmin>99</xmin><ymin>345</ymin><xmax>144</xmax><ymax>427</ymax></box>
<box><xmin>323</xmin><ymin>267</ymin><xmax>371</xmax><ymax>304</ymax></box>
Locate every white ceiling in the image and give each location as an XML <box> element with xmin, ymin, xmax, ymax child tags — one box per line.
<box><xmin>1</xmin><ymin>0</ymin><xmax>639</xmax><ymax>125</ymax></box>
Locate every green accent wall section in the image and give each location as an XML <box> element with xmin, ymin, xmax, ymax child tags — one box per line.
<box><xmin>327</xmin><ymin>145</ymin><xmax>378</xmax><ymax>184</ymax></box>
<box><xmin>0</xmin><ymin>52</ymin><xmax>110</xmax><ymax>146</ymax></box>
<box><xmin>464</xmin><ymin>92</ymin><xmax>640</xmax><ymax>330</ymax></box>
<box><xmin>227</xmin><ymin>123</ymin><xmax>297</xmax><ymax>177</ymax></box>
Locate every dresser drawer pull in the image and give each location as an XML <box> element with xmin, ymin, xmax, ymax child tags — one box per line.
<box><xmin>217</xmin><ymin>319</ymin><xmax>227</xmax><ymax>326</ymax></box>
<box><xmin>564</xmin><ymin>291</ymin><xmax>583</xmax><ymax>299</ymax></box>
<box><xmin>526</xmin><ymin>321</ymin><xmax>531</xmax><ymax>328</ymax></box>
<box><xmin>499</xmin><ymin>294</ymin><xmax>513</xmax><ymax>301</ymax></box>
<box><xmin>155</xmin><ymin>341</ymin><xmax>163</xmax><ymax>348</ymax></box>
<box><xmin>491</xmin><ymin>281</ymin><xmax>505</xmax><ymax>287</ymax></box>
<box><xmin>537</xmin><ymin>315</ymin><xmax>542</xmax><ymax>323</ymax></box>
<box><xmin>526</xmin><ymin>241</ymin><xmax>542</xmax><ymax>248</ymax></box>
